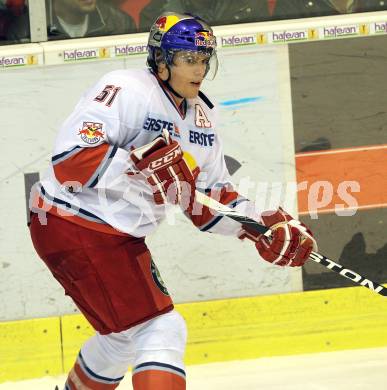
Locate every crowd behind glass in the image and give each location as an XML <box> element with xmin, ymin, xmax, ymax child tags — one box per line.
<box><xmin>1</xmin><ymin>0</ymin><xmax>386</xmax><ymax>44</ymax></box>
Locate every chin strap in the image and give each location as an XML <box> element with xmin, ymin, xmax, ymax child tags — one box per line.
<box><xmin>163</xmin><ymin>64</ymin><xmax>184</xmax><ymax>99</ymax></box>
<box><xmin>163</xmin><ymin>80</ymin><xmax>184</xmax><ymax>100</ymax></box>
<box><xmin>150</xmin><ymin>66</ymin><xmax>185</xmax><ymax>101</ymax></box>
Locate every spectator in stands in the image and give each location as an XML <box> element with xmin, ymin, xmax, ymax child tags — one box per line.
<box><xmin>7</xmin><ymin>0</ymin><xmax>136</xmax><ymax>43</ymax></box>
<box><xmin>270</xmin><ymin>0</ymin><xmax>387</xmax><ymax>20</ymax></box>
<box><xmin>162</xmin><ymin>0</ymin><xmax>271</xmax><ymax>26</ymax></box>
<box><xmin>0</xmin><ymin>0</ymin><xmax>25</xmax><ymax>14</ymax></box>
<box><xmin>0</xmin><ymin>0</ymin><xmax>26</xmax><ymax>42</ymax></box>
<box><xmin>110</xmin><ymin>0</ymin><xmax>168</xmax><ymax>32</ymax></box>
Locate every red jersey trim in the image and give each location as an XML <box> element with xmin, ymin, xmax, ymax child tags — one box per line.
<box><xmin>187</xmin><ymin>186</ymin><xmax>245</xmax><ymax>231</ymax></box>
<box><xmin>53</xmin><ymin>143</ymin><xmax>118</xmax><ymax>188</ymax></box>
<box><xmin>30</xmin><ymin>186</ymin><xmax>129</xmax><ymax>237</ymax></box>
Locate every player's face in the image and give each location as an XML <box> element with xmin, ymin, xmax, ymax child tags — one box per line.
<box><xmin>62</xmin><ymin>0</ymin><xmax>96</xmax><ymax>13</ymax></box>
<box><xmin>169</xmin><ymin>51</ymin><xmax>210</xmax><ymax>99</ymax></box>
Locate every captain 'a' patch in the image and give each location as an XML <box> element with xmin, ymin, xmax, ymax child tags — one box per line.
<box><xmin>195</xmin><ymin>104</ymin><xmax>212</xmax><ymax>128</ymax></box>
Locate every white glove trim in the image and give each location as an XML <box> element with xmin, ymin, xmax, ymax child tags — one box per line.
<box><xmin>151</xmin><ymin>173</ymin><xmax>167</xmax><ymax>203</ymax></box>
<box><xmin>272</xmin><ymin>224</ymin><xmax>291</xmax><ymax>266</ymax></box>
<box><xmin>167</xmin><ymin>166</ymin><xmax>182</xmax><ymax>203</ymax></box>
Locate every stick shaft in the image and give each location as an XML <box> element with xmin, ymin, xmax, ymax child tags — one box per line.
<box><xmin>195</xmin><ymin>191</ymin><xmax>387</xmax><ymax>297</ymax></box>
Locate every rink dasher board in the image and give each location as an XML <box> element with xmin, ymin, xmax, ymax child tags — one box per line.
<box><xmin>1</xmin><ymin>283</ymin><xmax>387</xmax><ymax>383</ymax></box>
<box><xmin>1</xmin><ymin>11</ymin><xmax>387</xmax><ymax>69</ymax></box>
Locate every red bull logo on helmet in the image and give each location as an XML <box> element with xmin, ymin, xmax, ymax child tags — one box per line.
<box><xmin>195</xmin><ymin>31</ymin><xmax>216</xmax><ymax>48</ymax></box>
<box><xmin>78</xmin><ymin>122</ymin><xmax>104</xmax><ymax>144</ymax></box>
<box><xmin>155</xmin><ymin>14</ymin><xmax>181</xmax><ymax>32</ymax></box>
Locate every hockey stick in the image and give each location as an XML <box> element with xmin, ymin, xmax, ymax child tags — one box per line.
<box><xmin>195</xmin><ymin>190</ymin><xmax>387</xmax><ymax>297</ymax></box>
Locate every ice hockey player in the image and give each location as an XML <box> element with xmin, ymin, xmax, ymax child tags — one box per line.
<box><xmin>29</xmin><ymin>12</ymin><xmax>317</xmax><ymax>390</ymax></box>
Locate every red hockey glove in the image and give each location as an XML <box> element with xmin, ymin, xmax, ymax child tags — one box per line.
<box><xmin>129</xmin><ymin>131</ymin><xmax>198</xmax><ymax>205</ymax></box>
<box><xmin>239</xmin><ymin>208</ymin><xmax>317</xmax><ymax>267</ymax></box>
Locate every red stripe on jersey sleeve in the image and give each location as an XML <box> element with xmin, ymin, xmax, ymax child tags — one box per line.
<box><xmin>53</xmin><ymin>143</ymin><xmax>110</xmax><ymax>185</ymax></box>
<box><xmin>187</xmin><ymin>186</ymin><xmax>239</xmax><ymax>228</ymax></box>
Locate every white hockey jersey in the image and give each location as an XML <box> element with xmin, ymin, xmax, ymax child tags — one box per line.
<box><xmin>31</xmin><ymin>69</ymin><xmax>258</xmax><ymax>237</ymax></box>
